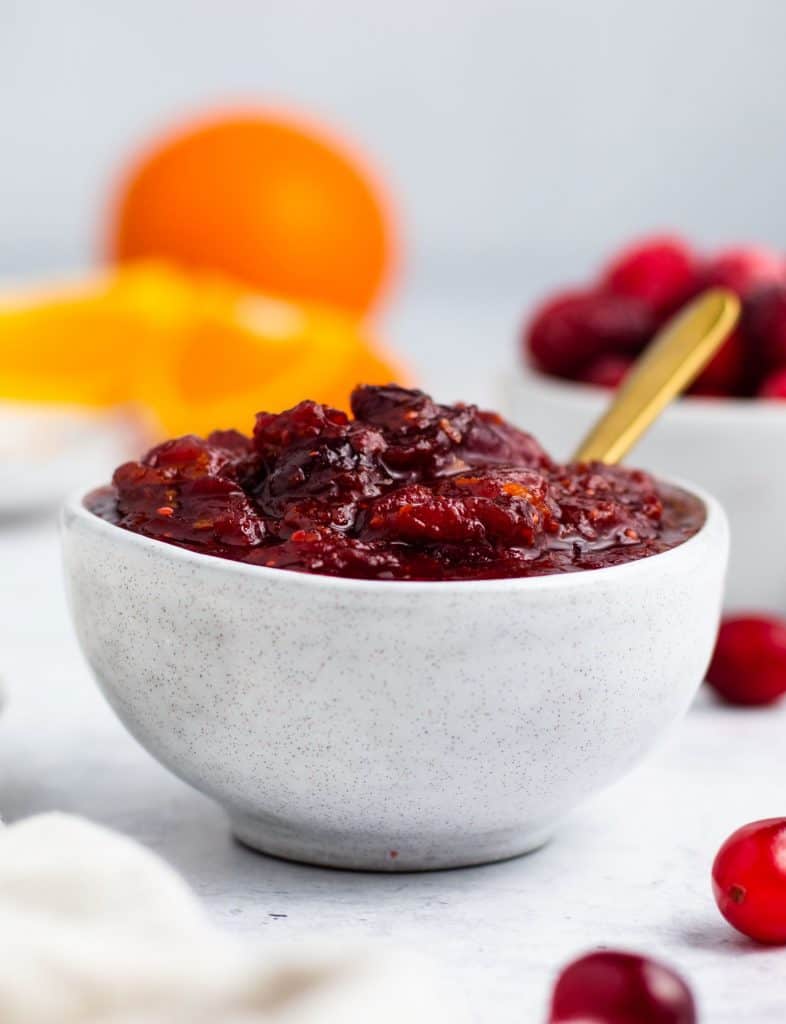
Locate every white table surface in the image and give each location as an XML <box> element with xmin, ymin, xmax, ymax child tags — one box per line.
<box><xmin>1</xmin><ymin>300</ymin><xmax>785</xmax><ymax>1022</ymax></box>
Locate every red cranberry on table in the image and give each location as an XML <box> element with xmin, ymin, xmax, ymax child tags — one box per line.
<box><xmin>548</xmin><ymin>950</ymin><xmax>696</xmax><ymax>1023</ymax></box>
<box><xmin>712</xmin><ymin>818</ymin><xmax>786</xmax><ymax>944</ymax></box>
<box><xmin>706</xmin><ymin>615</ymin><xmax>786</xmax><ymax>706</ymax></box>
<box><xmin>601</xmin><ymin>235</ymin><xmax>699</xmax><ymax>316</ymax></box>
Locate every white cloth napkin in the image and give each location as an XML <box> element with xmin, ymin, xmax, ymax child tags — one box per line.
<box><xmin>0</xmin><ymin>814</ymin><xmax>466</xmax><ymax>1024</ymax></box>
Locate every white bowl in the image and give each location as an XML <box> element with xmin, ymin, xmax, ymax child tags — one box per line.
<box><xmin>506</xmin><ymin>367</ymin><xmax>786</xmax><ymax>613</ymax></box>
<box><xmin>62</xmin><ymin>488</ymin><xmax>728</xmax><ymax>871</ymax></box>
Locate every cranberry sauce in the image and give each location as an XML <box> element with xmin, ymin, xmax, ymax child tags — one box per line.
<box><xmin>86</xmin><ymin>385</ymin><xmax>704</xmax><ymax>581</ymax></box>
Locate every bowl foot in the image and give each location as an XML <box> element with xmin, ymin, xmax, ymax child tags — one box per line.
<box><xmin>228</xmin><ymin>810</ymin><xmax>555</xmax><ymax>871</ymax></box>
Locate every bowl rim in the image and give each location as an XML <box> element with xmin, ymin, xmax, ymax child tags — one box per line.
<box><xmin>517</xmin><ymin>363</ymin><xmax>786</xmax><ymax>420</ymax></box>
<box><xmin>63</xmin><ymin>478</ymin><xmax>727</xmax><ymax>595</ymax></box>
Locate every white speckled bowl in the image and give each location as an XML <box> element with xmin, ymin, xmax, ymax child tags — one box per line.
<box><xmin>506</xmin><ymin>366</ymin><xmax>786</xmax><ymax>612</ymax></box>
<box><xmin>62</xmin><ymin>487</ymin><xmax>728</xmax><ymax>871</ymax></box>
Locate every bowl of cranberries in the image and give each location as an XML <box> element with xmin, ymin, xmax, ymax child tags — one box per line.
<box><xmin>62</xmin><ymin>385</ymin><xmax>728</xmax><ymax>870</ymax></box>
<box><xmin>512</xmin><ymin>235</ymin><xmax>786</xmax><ymax>612</ymax></box>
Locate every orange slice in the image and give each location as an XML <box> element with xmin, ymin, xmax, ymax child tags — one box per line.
<box><xmin>0</xmin><ymin>263</ymin><xmax>409</xmax><ymax>438</ymax></box>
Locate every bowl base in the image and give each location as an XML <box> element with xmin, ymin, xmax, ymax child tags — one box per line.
<box><xmin>228</xmin><ymin>810</ymin><xmax>555</xmax><ymax>871</ymax></box>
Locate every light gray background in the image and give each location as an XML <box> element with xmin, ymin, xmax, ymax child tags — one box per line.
<box><xmin>3</xmin><ymin>0</ymin><xmax>785</xmax><ymax>299</ymax></box>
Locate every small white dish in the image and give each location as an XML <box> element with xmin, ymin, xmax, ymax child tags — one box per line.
<box><xmin>506</xmin><ymin>366</ymin><xmax>786</xmax><ymax>612</ymax></box>
<box><xmin>62</xmin><ymin>486</ymin><xmax>728</xmax><ymax>871</ymax></box>
<box><xmin>0</xmin><ymin>402</ymin><xmax>143</xmax><ymax>516</ymax></box>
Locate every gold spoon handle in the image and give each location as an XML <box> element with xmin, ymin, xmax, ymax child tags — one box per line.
<box><xmin>571</xmin><ymin>287</ymin><xmax>741</xmax><ymax>465</ymax></box>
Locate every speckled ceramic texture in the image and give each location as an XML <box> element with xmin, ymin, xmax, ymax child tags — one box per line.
<box><xmin>62</xmin><ymin>488</ymin><xmax>728</xmax><ymax>871</ymax></box>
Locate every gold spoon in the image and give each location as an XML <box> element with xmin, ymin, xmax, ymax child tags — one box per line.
<box><xmin>571</xmin><ymin>287</ymin><xmax>741</xmax><ymax>464</ymax></box>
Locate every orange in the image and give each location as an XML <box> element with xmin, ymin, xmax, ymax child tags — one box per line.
<box><xmin>136</xmin><ymin>269</ymin><xmax>409</xmax><ymax>435</ymax></box>
<box><xmin>107</xmin><ymin>111</ymin><xmax>397</xmax><ymax>314</ymax></box>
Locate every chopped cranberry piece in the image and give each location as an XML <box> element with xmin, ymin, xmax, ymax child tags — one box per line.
<box><xmin>113</xmin><ymin>465</ymin><xmax>265</xmax><ymax>549</ymax></box>
<box><xmin>350</xmin><ymin>384</ymin><xmax>549</xmax><ymax>476</ymax></box>
<box><xmin>706</xmin><ymin>615</ymin><xmax>786</xmax><ymax>705</ymax></box>
<box><xmin>351</xmin><ymin>383</ymin><xmax>477</xmax><ymax>476</ymax></box>
<box><xmin>253</xmin><ymin>400</ymin><xmax>350</xmax><ymax>460</ymax></box>
<box><xmin>249</xmin><ymin>529</ymin><xmax>406</xmax><ymax>579</ymax></box>
<box><xmin>601</xmin><ymin>235</ymin><xmax>699</xmax><ymax>316</ymax></box>
<box><xmin>457</xmin><ymin>409</ymin><xmax>552</xmax><ymax>470</ymax></box>
<box><xmin>366</xmin><ymin>469</ymin><xmax>558</xmax><ymax>547</ymax></box>
<box><xmin>554</xmin><ymin>463</ymin><xmax>662</xmax><ymax>546</ymax></box>
<box><xmin>526</xmin><ymin>289</ymin><xmax>654</xmax><ymax>377</ymax></box>
<box><xmin>144</xmin><ymin>433</ymin><xmax>251</xmax><ymax>480</ymax></box>
<box><xmin>548</xmin><ymin>950</ymin><xmax>696</xmax><ymax>1023</ymax></box>
<box><xmin>713</xmin><ymin>818</ymin><xmax>786</xmax><ymax>944</ymax></box>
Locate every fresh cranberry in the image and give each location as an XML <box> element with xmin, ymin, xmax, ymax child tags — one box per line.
<box><xmin>745</xmin><ymin>284</ymin><xmax>786</xmax><ymax>370</ymax></box>
<box><xmin>526</xmin><ymin>289</ymin><xmax>653</xmax><ymax>377</ymax></box>
<box><xmin>758</xmin><ymin>366</ymin><xmax>786</xmax><ymax>399</ymax></box>
<box><xmin>701</xmin><ymin>245</ymin><xmax>786</xmax><ymax>299</ymax></box>
<box><xmin>712</xmin><ymin>818</ymin><xmax>786</xmax><ymax>944</ymax></box>
<box><xmin>548</xmin><ymin>950</ymin><xmax>696</xmax><ymax>1023</ymax></box>
<box><xmin>706</xmin><ymin>615</ymin><xmax>786</xmax><ymax>706</ymax></box>
<box><xmin>689</xmin><ymin>329</ymin><xmax>745</xmax><ymax>396</ymax></box>
<box><xmin>601</xmin><ymin>235</ymin><xmax>699</xmax><ymax>316</ymax></box>
<box><xmin>580</xmin><ymin>354</ymin><xmax>634</xmax><ymax>389</ymax></box>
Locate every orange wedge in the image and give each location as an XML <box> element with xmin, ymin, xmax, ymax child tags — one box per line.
<box><xmin>0</xmin><ymin>263</ymin><xmax>409</xmax><ymax>438</ymax></box>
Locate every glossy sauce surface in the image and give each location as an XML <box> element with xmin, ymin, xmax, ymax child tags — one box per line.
<box><xmin>87</xmin><ymin>385</ymin><xmax>704</xmax><ymax>580</ymax></box>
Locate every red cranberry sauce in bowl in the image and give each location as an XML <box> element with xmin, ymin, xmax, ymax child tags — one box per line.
<box><xmin>86</xmin><ymin>385</ymin><xmax>704</xmax><ymax>581</ymax></box>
